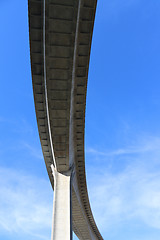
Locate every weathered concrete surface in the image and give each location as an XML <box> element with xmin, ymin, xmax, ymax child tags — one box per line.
<box><xmin>28</xmin><ymin>0</ymin><xmax>103</xmax><ymax>239</ymax></box>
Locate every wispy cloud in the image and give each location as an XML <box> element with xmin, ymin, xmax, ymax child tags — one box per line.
<box><xmin>86</xmin><ymin>135</ymin><xmax>160</xmax><ymax>157</ymax></box>
<box><xmin>86</xmin><ymin>135</ymin><xmax>160</xmax><ymax>239</ymax></box>
<box><xmin>0</xmin><ymin>116</ymin><xmax>42</xmax><ymax>160</ymax></box>
<box><xmin>0</xmin><ymin>167</ymin><xmax>52</xmax><ymax>240</ymax></box>
<box><xmin>89</xmin><ymin>167</ymin><xmax>160</xmax><ymax>228</ymax></box>
<box><xmin>1</xmin><ymin>132</ymin><xmax>160</xmax><ymax>240</ymax></box>
<box><xmin>0</xmin><ymin>116</ymin><xmax>35</xmax><ymax>135</ymax></box>
<box><xmin>21</xmin><ymin>142</ymin><xmax>43</xmax><ymax>159</ymax></box>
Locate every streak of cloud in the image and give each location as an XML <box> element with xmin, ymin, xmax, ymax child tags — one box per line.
<box><xmin>86</xmin><ymin>135</ymin><xmax>160</xmax><ymax>239</ymax></box>
<box><xmin>86</xmin><ymin>135</ymin><xmax>160</xmax><ymax>157</ymax></box>
<box><xmin>0</xmin><ymin>167</ymin><xmax>52</xmax><ymax>240</ymax></box>
<box><xmin>22</xmin><ymin>142</ymin><xmax>43</xmax><ymax>160</ymax></box>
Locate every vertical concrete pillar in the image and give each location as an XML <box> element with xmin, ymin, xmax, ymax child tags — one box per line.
<box><xmin>51</xmin><ymin>165</ymin><xmax>73</xmax><ymax>240</ymax></box>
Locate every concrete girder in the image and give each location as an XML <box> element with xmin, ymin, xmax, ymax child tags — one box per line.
<box><xmin>28</xmin><ymin>0</ymin><xmax>103</xmax><ymax>239</ymax></box>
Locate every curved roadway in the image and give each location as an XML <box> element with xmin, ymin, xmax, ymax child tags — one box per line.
<box><xmin>28</xmin><ymin>0</ymin><xmax>103</xmax><ymax>239</ymax></box>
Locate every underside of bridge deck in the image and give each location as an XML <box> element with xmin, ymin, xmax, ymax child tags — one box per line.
<box><xmin>28</xmin><ymin>1</ymin><xmax>103</xmax><ymax>239</ymax></box>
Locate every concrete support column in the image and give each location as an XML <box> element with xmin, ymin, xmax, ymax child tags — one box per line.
<box><xmin>51</xmin><ymin>165</ymin><xmax>73</xmax><ymax>240</ymax></box>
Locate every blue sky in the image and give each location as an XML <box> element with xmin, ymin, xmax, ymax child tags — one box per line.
<box><xmin>1</xmin><ymin>0</ymin><xmax>160</xmax><ymax>239</ymax></box>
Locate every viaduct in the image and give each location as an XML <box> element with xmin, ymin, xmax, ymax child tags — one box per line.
<box><xmin>28</xmin><ymin>1</ymin><xmax>103</xmax><ymax>239</ymax></box>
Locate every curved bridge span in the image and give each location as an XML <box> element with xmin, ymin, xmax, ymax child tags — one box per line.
<box><xmin>28</xmin><ymin>1</ymin><xmax>103</xmax><ymax>239</ymax></box>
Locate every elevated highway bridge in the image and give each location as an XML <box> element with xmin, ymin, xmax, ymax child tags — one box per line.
<box><xmin>28</xmin><ymin>0</ymin><xmax>103</xmax><ymax>239</ymax></box>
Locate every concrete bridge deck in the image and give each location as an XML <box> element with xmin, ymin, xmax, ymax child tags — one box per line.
<box><xmin>28</xmin><ymin>1</ymin><xmax>103</xmax><ymax>239</ymax></box>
